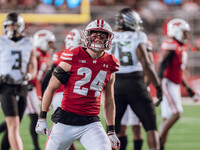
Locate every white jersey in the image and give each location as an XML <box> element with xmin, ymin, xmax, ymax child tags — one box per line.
<box><xmin>0</xmin><ymin>36</ymin><xmax>33</xmax><ymax>81</ymax></box>
<box><xmin>110</xmin><ymin>31</ymin><xmax>147</xmax><ymax>74</ymax></box>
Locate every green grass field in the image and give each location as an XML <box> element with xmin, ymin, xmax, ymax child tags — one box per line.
<box><xmin>0</xmin><ymin>103</ymin><xmax>200</xmax><ymax>150</ymax></box>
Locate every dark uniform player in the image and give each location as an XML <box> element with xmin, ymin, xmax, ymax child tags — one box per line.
<box><xmin>111</xmin><ymin>8</ymin><xmax>162</xmax><ymax>150</ymax></box>
<box><xmin>0</xmin><ymin>12</ymin><xmax>37</xmax><ymax>150</ymax></box>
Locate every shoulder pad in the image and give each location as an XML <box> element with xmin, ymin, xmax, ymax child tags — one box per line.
<box><xmin>0</xmin><ymin>36</ymin><xmax>8</xmax><ymax>44</ymax></box>
<box><xmin>60</xmin><ymin>46</ymin><xmax>81</xmax><ymax>64</ymax></box>
<box><xmin>107</xmin><ymin>53</ymin><xmax>120</xmax><ymax>72</ymax></box>
<box><xmin>52</xmin><ymin>50</ymin><xmax>63</xmax><ymax>65</ymax></box>
<box><xmin>161</xmin><ymin>38</ymin><xmax>178</xmax><ymax>51</ymax></box>
<box><xmin>136</xmin><ymin>31</ymin><xmax>148</xmax><ymax>44</ymax></box>
<box><xmin>22</xmin><ymin>36</ymin><xmax>33</xmax><ymax>44</ymax></box>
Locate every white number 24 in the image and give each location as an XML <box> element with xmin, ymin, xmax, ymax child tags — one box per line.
<box><xmin>73</xmin><ymin>67</ymin><xmax>107</xmax><ymax>97</ymax></box>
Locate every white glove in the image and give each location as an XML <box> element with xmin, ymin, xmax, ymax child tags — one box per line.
<box><xmin>108</xmin><ymin>132</ymin><xmax>120</xmax><ymax>149</ymax></box>
<box><xmin>35</xmin><ymin>118</ymin><xmax>49</xmax><ymax>135</ymax></box>
<box><xmin>191</xmin><ymin>94</ymin><xmax>199</xmax><ymax>102</ymax></box>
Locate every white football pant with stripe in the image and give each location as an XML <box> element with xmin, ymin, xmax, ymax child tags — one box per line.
<box><xmin>45</xmin><ymin>121</ymin><xmax>111</xmax><ymax>150</ymax></box>
<box><xmin>161</xmin><ymin>78</ymin><xmax>183</xmax><ymax>119</ymax></box>
<box><xmin>25</xmin><ymin>87</ymin><xmax>40</xmax><ymax>114</ymax></box>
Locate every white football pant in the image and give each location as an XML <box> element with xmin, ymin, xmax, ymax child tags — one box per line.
<box><xmin>161</xmin><ymin>78</ymin><xmax>183</xmax><ymax>119</ymax></box>
<box><xmin>25</xmin><ymin>87</ymin><xmax>40</xmax><ymax>114</ymax></box>
<box><xmin>45</xmin><ymin>121</ymin><xmax>111</xmax><ymax>150</ymax></box>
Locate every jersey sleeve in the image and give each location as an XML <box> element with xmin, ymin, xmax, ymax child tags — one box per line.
<box><xmin>60</xmin><ymin>47</ymin><xmax>79</xmax><ymax>65</ymax></box>
<box><xmin>161</xmin><ymin>39</ymin><xmax>177</xmax><ymax>51</ymax></box>
<box><xmin>138</xmin><ymin>31</ymin><xmax>148</xmax><ymax>44</ymax></box>
<box><xmin>52</xmin><ymin>51</ymin><xmax>62</xmax><ymax>66</ymax></box>
<box><xmin>109</xmin><ymin>54</ymin><xmax>120</xmax><ymax>73</ymax></box>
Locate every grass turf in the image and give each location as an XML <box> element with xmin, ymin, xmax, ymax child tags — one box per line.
<box><xmin>0</xmin><ymin>104</ymin><xmax>200</xmax><ymax>150</ymax></box>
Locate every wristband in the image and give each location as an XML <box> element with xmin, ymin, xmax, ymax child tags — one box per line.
<box><xmin>156</xmin><ymin>86</ymin><xmax>161</xmax><ymax>91</ymax></box>
<box><xmin>107</xmin><ymin>125</ymin><xmax>115</xmax><ymax>133</ymax></box>
<box><xmin>187</xmin><ymin>87</ymin><xmax>195</xmax><ymax>97</ymax></box>
<box><xmin>39</xmin><ymin>111</ymin><xmax>47</xmax><ymax>119</ymax></box>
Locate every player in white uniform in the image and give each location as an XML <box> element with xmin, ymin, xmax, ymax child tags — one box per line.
<box><xmin>0</xmin><ymin>12</ymin><xmax>37</xmax><ymax>150</ymax></box>
<box><xmin>111</xmin><ymin>8</ymin><xmax>162</xmax><ymax>150</ymax></box>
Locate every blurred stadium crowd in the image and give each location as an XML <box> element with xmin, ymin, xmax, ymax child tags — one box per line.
<box><xmin>0</xmin><ymin>0</ymin><xmax>200</xmax><ymax>92</ymax></box>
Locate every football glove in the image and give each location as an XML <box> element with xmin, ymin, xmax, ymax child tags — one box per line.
<box><xmin>19</xmin><ymin>73</ymin><xmax>32</xmax><ymax>85</ymax></box>
<box><xmin>191</xmin><ymin>94</ymin><xmax>199</xmax><ymax>102</ymax></box>
<box><xmin>154</xmin><ymin>86</ymin><xmax>163</xmax><ymax>107</ymax></box>
<box><xmin>35</xmin><ymin>118</ymin><xmax>49</xmax><ymax>135</ymax></box>
<box><xmin>108</xmin><ymin>132</ymin><xmax>120</xmax><ymax>149</ymax></box>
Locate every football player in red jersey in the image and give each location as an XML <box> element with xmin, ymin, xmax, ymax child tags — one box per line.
<box><xmin>42</xmin><ymin>28</ymin><xmax>83</xmax><ymax>111</ymax></box>
<box><xmin>26</xmin><ymin>29</ymin><xmax>55</xmax><ymax>150</ymax></box>
<box><xmin>41</xmin><ymin>28</ymin><xmax>83</xmax><ymax>150</ymax></box>
<box><xmin>36</xmin><ymin>19</ymin><xmax>120</xmax><ymax>150</ymax></box>
<box><xmin>158</xmin><ymin>18</ymin><xmax>199</xmax><ymax>150</ymax></box>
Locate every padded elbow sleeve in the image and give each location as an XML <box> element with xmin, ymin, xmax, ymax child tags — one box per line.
<box><xmin>52</xmin><ymin>66</ymin><xmax>70</xmax><ymax>84</ymax></box>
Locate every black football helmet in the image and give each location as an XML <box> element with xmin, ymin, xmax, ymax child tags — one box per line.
<box><xmin>3</xmin><ymin>12</ymin><xmax>25</xmax><ymax>38</ymax></box>
<box><xmin>114</xmin><ymin>8</ymin><xmax>143</xmax><ymax>31</ymax></box>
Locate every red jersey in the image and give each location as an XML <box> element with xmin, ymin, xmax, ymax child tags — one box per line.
<box><xmin>30</xmin><ymin>48</ymin><xmax>50</xmax><ymax>96</ymax></box>
<box><xmin>52</xmin><ymin>50</ymin><xmax>64</xmax><ymax>93</ymax></box>
<box><xmin>161</xmin><ymin>38</ymin><xmax>188</xmax><ymax>84</ymax></box>
<box><xmin>60</xmin><ymin>46</ymin><xmax>119</xmax><ymax>116</ymax></box>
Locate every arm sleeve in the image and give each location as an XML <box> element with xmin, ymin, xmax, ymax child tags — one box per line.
<box><xmin>41</xmin><ymin>64</ymin><xmax>56</xmax><ymax>96</ymax></box>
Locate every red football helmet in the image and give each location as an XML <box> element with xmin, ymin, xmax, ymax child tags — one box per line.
<box><xmin>83</xmin><ymin>19</ymin><xmax>114</xmax><ymax>51</ymax></box>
